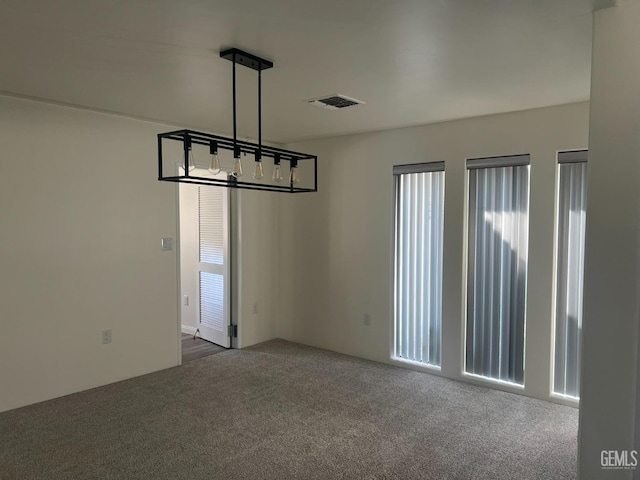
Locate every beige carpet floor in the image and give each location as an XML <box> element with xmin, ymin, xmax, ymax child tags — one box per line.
<box><xmin>0</xmin><ymin>339</ymin><xmax>578</xmax><ymax>479</ymax></box>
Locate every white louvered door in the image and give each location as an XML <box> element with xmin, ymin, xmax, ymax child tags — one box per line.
<box><xmin>197</xmin><ymin>184</ymin><xmax>230</xmax><ymax>347</ymax></box>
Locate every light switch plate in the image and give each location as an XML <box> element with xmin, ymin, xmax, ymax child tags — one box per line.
<box><xmin>101</xmin><ymin>329</ymin><xmax>112</xmax><ymax>344</ymax></box>
<box><xmin>161</xmin><ymin>238</ymin><xmax>173</xmax><ymax>251</ymax></box>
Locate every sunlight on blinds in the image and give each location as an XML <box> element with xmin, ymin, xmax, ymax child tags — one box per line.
<box><xmin>466</xmin><ymin>157</ymin><xmax>530</xmax><ymax>385</ymax></box>
<box><xmin>394</xmin><ymin>164</ymin><xmax>445</xmax><ymax>367</ymax></box>
<box><xmin>553</xmin><ymin>154</ymin><xmax>587</xmax><ymax>398</ymax></box>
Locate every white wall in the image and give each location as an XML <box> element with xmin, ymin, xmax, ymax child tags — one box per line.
<box><xmin>177</xmin><ymin>152</ymin><xmax>281</xmax><ymax>348</ymax></box>
<box><xmin>0</xmin><ymin>96</ymin><xmax>180</xmax><ymax>412</ymax></box>
<box><xmin>0</xmin><ymin>95</ymin><xmax>279</xmax><ymax>412</ymax></box>
<box><xmin>579</xmin><ymin>2</ymin><xmax>640</xmax><ymax>478</ymax></box>
<box><xmin>279</xmin><ymin>102</ymin><xmax>590</xmax><ymax>403</ymax></box>
<box><xmin>178</xmin><ymin>183</ymin><xmax>200</xmax><ymax>335</ymax></box>
<box><xmin>234</xmin><ymin>189</ymin><xmax>279</xmax><ymax>348</ymax></box>
<box><xmin>178</xmin><ymin>185</ymin><xmax>278</xmax><ymax>346</ymax></box>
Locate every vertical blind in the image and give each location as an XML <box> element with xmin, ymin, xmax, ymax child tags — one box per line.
<box><xmin>466</xmin><ymin>155</ymin><xmax>530</xmax><ymax>385</ymax></box>
<box><xmin>394</xmin><ymin>162</ymin><xmax>445</xmax><ymax>367</ymax></box>
<box><xmin>553</xmin><ymin>151</ymin><xmax>588</xmax><ymax>398</ymax></box>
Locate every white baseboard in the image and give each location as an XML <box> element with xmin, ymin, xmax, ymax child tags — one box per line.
<box><xmin>181</xmin><ymin>325</ymin><xmax>198</xmax><ymax>336</ymax></box>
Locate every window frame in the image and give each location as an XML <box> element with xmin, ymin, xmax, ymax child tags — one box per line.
<box><xmin>392</xmin><ymin>161</ymin><xmax>446</xmax><ymax>370</ymax></box>
<box><xmin>463</xmin><ymin>154</ymin><xmax>531</xmax><ymax>387</ymax></box>
<box><xmin>550</xmin><ymin>150</ymin><xmax>588</xmax><ymax>403</ymax></box>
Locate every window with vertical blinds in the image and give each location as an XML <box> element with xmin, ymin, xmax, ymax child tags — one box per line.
<box><xmin>394</xmin><ymin>162</ymin><xmax>445</xmax><ymax>367</ymax></box>
<box><xmin>553</xmin><ymin>151</ymin><xmax>588</xmax><ymax>398</ymax></box>
<box><xmin>465</xmin><ymin>155</ymin><xmax>530</xmax><ymax>385</ymax></box>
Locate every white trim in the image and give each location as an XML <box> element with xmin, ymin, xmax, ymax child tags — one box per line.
<box><xmin>389</xmin><ymin>174</ymin><xmax>397</xmax><ymax>363</ymax></box>
<box><xmin>175</xmin><ymin>182</ymin><xmax>183</xmax><ymax>367</ymax></box>
<box><xmin>550</xmin><ymin>392</ymin><xmax>580</xmax><ymax>408</ymax></box>
<box><xmin>231</xmin><ymin>189</ymin><xmax>240</xmax><ymax>349</ymax></box>
<box><xmin>391</xmin><ymin>356</ymin><xmax>442</xmax><ymax>372</ymax></box>
<box><xmin>181</xmin><ymin>325</ymin><xmax>198</xmax><ymax>336</ymax></box>
<box><xmin>462</xmin><ymin>372</ymin><xmax>525</xmax><ymax>391</ymax></box>
<box><xmin>549</xmin><ymin>162</ymin><xmax>562</xmax><ymax>397</ymax></box>
<box><xmin>549</xmin><ymin>157</ymin><xmax>587</xmax><ymax>400</ymax></box>
<box><xmin>461</xmin><ymin>167</ymin><xmax>471</xmax><ymax>377</ymax></box>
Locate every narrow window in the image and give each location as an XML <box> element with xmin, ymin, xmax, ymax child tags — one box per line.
<box><xmin>465</xmin><ymin>155</ymin><xmax>530</xmax><ymax>385</ymax></box>
<box><xmin>553</xmin><ymin>151</ymin><xmax>588</xmax><ymax>398</ymax></box>
<box><xmin>393</xmin><ymin>162</ymin><xmax>445</xmax><ymax>367</ymax></box>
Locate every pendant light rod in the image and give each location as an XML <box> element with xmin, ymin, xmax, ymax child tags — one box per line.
<box><xmin>184</xmin><ymin>134</ymin><xmax>190</xmax><ymax>177</ymax></box>
<box><xmin>221</xmin><ymin>48</ymin><xmax>272</xmax><ymax>158</ymax></box>
<box><xmin>231</xmin><ymin>53</ymin><xmax>238</xmax><ymax>152</ymax></box>
<box><xmin>232</xmin><ymin>51</ymin><xmax>238</xmax><ymax>157</ymax></box>
<box><xmin>258</xmin><ymin>67</ymin><xmax>262</xmax><ymax>159</ymax></box>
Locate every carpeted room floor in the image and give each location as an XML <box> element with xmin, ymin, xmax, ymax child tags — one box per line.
<box><xmin>0</xmin><ymin>340</ymin><xmax>577</xmax><ymax>480</ymax></box>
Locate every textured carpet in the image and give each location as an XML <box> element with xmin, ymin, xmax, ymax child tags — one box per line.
<box><xmin>0</xmin><ymin>339</ymin><xmax>577</xmax><ymax>479</ymax></box>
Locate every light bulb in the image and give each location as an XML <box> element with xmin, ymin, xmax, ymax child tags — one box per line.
<box><xmin>187</xmin><ymin>149</ymin><xmax>196</xmax><ymax>172</ymax></box>
<box><xmin>208</xmin><ymin>153</ymin><xmax>221</xmax><ymax>175</ymax></box>
<box><xmin>232</xmin><ymin>156</ymin><xmax>243</xmax><ymax>178</ymax></box>
<box><xmin>272</xmin><ymin>164</ymin><xmax>283</xmax><ymax>183</ymax></box>
<box><xmin>289</xmin><ymin>166</ymin><xmax>300</xmax><ymax>184</ymax></box>
<box><xmin>253</xmin><ymin>161</ymin><xmax>264</xmax><ymax>180</ymax></box>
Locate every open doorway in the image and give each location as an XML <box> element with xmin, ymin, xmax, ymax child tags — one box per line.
<box><xmin>178</xmin><ymin>176</ymin><xmax>232</xmax><ymax>363</ymax></box>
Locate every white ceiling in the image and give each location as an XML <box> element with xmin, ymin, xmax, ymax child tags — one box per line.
<box><xmin>0</xmin><ymin>0</ymin><xmax>596</xmax><ymax>143</ymax></box>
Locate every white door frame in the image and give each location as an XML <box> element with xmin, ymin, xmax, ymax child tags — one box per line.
<box><xmin>177</xmin><ymin>169</ymin><xmax>233</xmax><ymax>358</ymax></box>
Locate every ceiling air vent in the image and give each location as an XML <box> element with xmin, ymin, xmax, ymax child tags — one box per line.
<box><xmin>306</xmin><ymin>94</ymin><xmax>365</xmax><ymax>111</ymax></box>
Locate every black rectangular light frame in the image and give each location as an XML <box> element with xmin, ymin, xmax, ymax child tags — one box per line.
<box><xmin>158</xmin><ymin>129</ymin><xmax>317</xmax><ymax>193</ymax></box>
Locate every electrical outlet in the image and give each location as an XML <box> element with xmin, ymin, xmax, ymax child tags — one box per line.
<box><xmin>252</xmin><ymin>302</ymin><xmax>258</xmax><ymax>315</ymax></box>
<box><xmin>184</xmin><ymin>295</ymin><xmax>189</xmax><ymax>306</ymax></box>
<box><xmin>101</xmin><ymin>329</ymin><xmax>112</xmax><ymax>344</ymax></box>
<box><xmin>363</xmin><ymin>314</ymin><xmax>371</xmax><ymax>326</ymax></box>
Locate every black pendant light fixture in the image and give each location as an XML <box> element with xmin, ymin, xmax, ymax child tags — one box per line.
<box><xmin>157</xmin><ymin>48</ymin><xmax>317</xmax><ymax>193</ymax></box>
